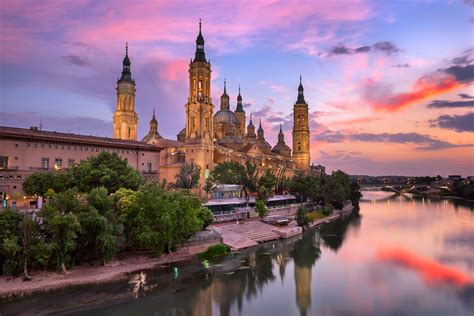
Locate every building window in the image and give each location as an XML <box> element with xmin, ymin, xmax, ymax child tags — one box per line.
<box><xmin>68</xmin><ymin>159</ymin><xmax>75</xmax><ymax>169</ymax></box>
<box><xmin>41</xmin><ymin>158</ymin><xmax>49</xmax><ymax>170</ymax></box>
<box><xmin>16</xmin><ymin>175</ymin><xmax>21</xmax><ymax>180</ymax></box>
<box><xmin>146</xmin><ymin>162</ymin><xmax>152</xmax><ymax>172</ymax></box>
<box><xmin>0</xmin><ymin>156</ymin><xmax>8</xmax><ymax>169</ymax></box>
<box><xmin>54</xmin><ymin>158</ymin><xmax>62</xmax><ymax>170</ymax></box>
<box><xmin>33</xmin><ymin>144</ymin><xmax>37</xmax><ymax>148</ymax></box>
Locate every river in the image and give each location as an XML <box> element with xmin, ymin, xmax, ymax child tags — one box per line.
<box><xmin>1</xmin><ymin>190</ymin><xmax>473</xmax><ymax>315</ymax></box>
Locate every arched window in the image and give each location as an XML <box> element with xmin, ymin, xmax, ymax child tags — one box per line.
<box><xmin>298</xmin><ymin>142</ymin><xmax>301</xmax><ymax>151</ymax></box>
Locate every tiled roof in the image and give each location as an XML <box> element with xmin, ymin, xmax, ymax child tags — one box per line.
<box><xmin>0</xmin><ymin>126</ymin><xmax>162</xmax><ymax>151</ymax></box>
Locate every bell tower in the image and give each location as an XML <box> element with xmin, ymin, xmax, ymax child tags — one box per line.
<box><xmin>292</xmin><ymin>76</ymin><xmax>310</xmax><ymax>170</ymax></box>
<box><xmin>114</xmin><ymin>43</ymin><xmax>138</xmax><ymax>140</ymax></box>
<box><xmin>234</xmin><ymin>86</ymin><xmax>246</xmax><ymax>137</ymax></box>
<box><xmin>184</xmin><ymin>20</ymin><xmax>214</xmax><ymax>188</ymax></box>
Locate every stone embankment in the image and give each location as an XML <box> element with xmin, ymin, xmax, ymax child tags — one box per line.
<box><xmin>210</xmin><ymin>202</ymin><xmax>354</xmax><ymax>250</ymax></box>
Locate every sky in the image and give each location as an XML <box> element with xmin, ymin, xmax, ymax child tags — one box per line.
<box><xmin>0</xmin><ymin>0</ymin><xmax>473</xmax><ymax>176</ymax></box>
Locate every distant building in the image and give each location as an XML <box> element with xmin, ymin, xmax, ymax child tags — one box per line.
<box><xmin>0</xmin><ymin>126</ymin><xmax>161</xmax><ymax>207</ymax></box>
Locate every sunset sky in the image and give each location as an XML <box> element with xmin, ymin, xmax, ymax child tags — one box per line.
<box><xmin>1</xmin><ymin>0</ymin><xmax>473</xmax><ymax>176</ymax></box>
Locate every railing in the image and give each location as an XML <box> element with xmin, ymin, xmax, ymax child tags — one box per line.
<box><xmin>213</xmin><ymin>207</ymin><xmax>252</xmax><ymax>222</ymax></box>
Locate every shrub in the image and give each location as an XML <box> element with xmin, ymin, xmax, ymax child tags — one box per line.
<box><xmin>322</xmin><ymin>206</ymin><xmax>333</xmax><ymax>216</ymax></box>
<box><xmin>296</xmin><ymin>207</ymin><xmax>309</xmax><ymax>227</ymax></box>
<box><xmin>255</xmin><ymin>199</ymin><xmax>268</xmax><ymax>220</ymax></box>
<box><xmin>197</xmin><ymin>207</ymin><xmax>214</xmax><ymax>229</ymax></box>
<box><xmin>198</xmin><ymin>244</ymin><xmax>229</xmax><ymax>260</ymax></box>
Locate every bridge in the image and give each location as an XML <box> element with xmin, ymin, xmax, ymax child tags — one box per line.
<box><xmin>364</xmin><ymin>184</ymin><xmax>453</xmax><ymax>194</ymax></box>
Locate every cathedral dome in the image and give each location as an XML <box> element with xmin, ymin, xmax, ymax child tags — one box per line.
<box><xmin>214</xmin><ymin>109</ymin><xmax>239</xmax><ymax>125</ymax></box>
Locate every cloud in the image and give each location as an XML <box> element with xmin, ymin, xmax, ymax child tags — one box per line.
<box><xmin>377</xmin><ymin>247</ymin><xmax>473</xmax><ymax>287</ymax></box>
<box><xmin>444</xmin><ymin>64</ymin><xmax>474</xmax><ymax>83</ymax></box>
<box><xmin>0</xmin><ymin>111</ymin><xmax>113</xmax><ymax>137</ymax></box>
<box><xmin>365</xmin><ymin>72</ymin><xmax>461</xmax><ymax>112</ymax></box>
<box><xmin>315</xmin><ymin>130</ymin><xmax>473</xmax><ymax>150</ymax></box>
<box><xmin>61</xmin><ymin>55</ymin><xmax>90</xmax><ymax>67</ymax></box>
<box><xmin>430</xmin><ymin>112</ymin><xmax>474</xmax><ymax>132</ymax></box>
<box><xmin>428</xmin><ymin>100</ymin><xmax>474</xmax><ymax>108</ymax></box>
<box><xmin>393</xmin><ymin>63</ymin><xmax>410</xmax><ymax>68</ymax></box>
<box><xmin>459</xmin><ymin>93</ymin><xmax>474</xmax><ymax>99</ymax></box>
<box><xmin>327</xmin><ymin>41</ymin><xmax>399</xmax><ymax>56</ymax></box>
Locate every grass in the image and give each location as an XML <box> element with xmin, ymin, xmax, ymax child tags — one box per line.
<box><xmin>198</xmin><ymin>244</ymin><xmax>230</xmax><ymax>260</ymax></box>
<box><xmin>307</xmin><ymin>211</ymin><xmax>326</xmax><ymax>222</ymax></box>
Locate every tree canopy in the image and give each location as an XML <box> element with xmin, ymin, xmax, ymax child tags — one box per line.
<box><xmin>174</xmin><ymin>161</ymin><xmax>201</xmax><ymax>189</ymax></box>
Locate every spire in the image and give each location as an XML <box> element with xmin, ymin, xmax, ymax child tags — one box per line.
<box><xmin>194</xmin><ymin>19</ymin><xmax>206</xmax><ymax>62</ymax></box>
<box><xmin>236</xmin><ymin>85</ymin><xmax>244</xmax><ymax>113</ymax></box>
<box><xmin>246</xmin><ymin>114</ymin><xmax>256</xmax><ymax>138</ymax></box>
<box><xmin>296</xmin><ymin>74</ymin><xmax>306</xmax><ymax>104</ymax></box>
<box><xmin>278</xmin><ymin>124</ymin><xmax>285</xmax><ymax>143</ymax></box>
<box><xmin>150</xmin><ymin>108</ymin><xmax>157</xmax><ymax>127</ymax></box>
<box><xmin>257</xmin><ymin>118</ymin><xmax>264</xmax><ymax>140</ymax></box>
<box><xmin>119</xmin><ymin>42</ymin><xmax>133</xmax><ymax>82</ymax></box>
<box><xmin>220</xmin><ymin>79</ymin><xmax>229</xmax><ymax>110</ymax></box>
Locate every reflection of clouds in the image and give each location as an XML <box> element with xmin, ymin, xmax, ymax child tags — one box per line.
<box><xmin>377</xmin><ymin>247</ymin><xmax>474</xmax><ymax>287</ymax></box>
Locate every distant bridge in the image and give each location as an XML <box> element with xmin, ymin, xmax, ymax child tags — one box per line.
<box><xmin>380</xmin><ymin>184</ymin><xmax>453</xmax><ymax>194</ymax></box>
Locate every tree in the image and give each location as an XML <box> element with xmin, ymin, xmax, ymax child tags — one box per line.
<box><xmin>0</xmin><ymin>208</ymin><xmax>22</xmax><ymax>275</ymax></box>
<box><xmin>70</xmin><ymin>152</ymin><xmax>144</xmax><ymax>193</ymax></box>
<box><xmin>125</xmin><ymin>184</ymin><xmax>204</xmax><ymax>254</ymax></box>
<box><xmin>73</xmin><ymin>187</ymin><xmax>121</xmax><ymax>264</ymax></box>
<box><xmin>23</xmin><ymin>172</ymin><xmax>72</xmax><ymax>196</ymax></box>
<box><xmin>39</xmin><ymin>189</ymin><xmax>81</xmax><ymax>273</ymax></box>
<box><xmin>323</xmin><ymin>171</ymin><xmax>351</xmax><ymax>210</ymax></box>
<box><xmin>255</xmin><ymin>199</ymin><xmax>268</xmax><ymax>220</ymax></box>
<box><xmin>289</xmin><ymin>171</ymin><xmax>322</xmax><ymax>207</ymax></box>
<box><xmin>211</xmin><ymin>162</ymin><xmax>244</xmax><ymax>185</ymax></box>
<box><xmin>174</xmin><ymin>161</ymin><xmax>201</xmax><ymax>189</ymax></box>
<box><xmin>295</xmin><ymin>207</ymin><xmax>309</xmax><ymax>227</ymax></box>
<box><xmin>197</xmin><ymin>207</ymin><xmax>214</xmax><ymax>229</ymax></box>
<box><xmin>241</xmin><ymin>161</ymin><xmax>259</xmax><ymax>206</ymax></box>
<box><xmin>258</xmin><ymin>170</ymin><xmax>277</xmax><ymax>202</ymax></box>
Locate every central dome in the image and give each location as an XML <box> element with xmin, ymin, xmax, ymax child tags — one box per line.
<box><xmin>214</xmin><ymin>109</ymin><xmax>239</xmax><ymax>125</ymax></box>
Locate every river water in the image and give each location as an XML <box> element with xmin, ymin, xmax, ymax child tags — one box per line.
<box><xmin>2</xmin><ymin>191</ymin><xmax>474</xmax><ymax>315</ymax></box>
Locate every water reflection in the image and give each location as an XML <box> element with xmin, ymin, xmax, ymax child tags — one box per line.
<box><xmin>2</xmin><ymin>193</ymin><xmax>474</xmax><ymax>316</ymax></box>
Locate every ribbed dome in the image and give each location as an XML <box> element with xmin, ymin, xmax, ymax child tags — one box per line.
<box><xmin>272</xmin><ymin>142</ymin><xmax>291</xmax><ymax>152</ymax></box>
<box><xmin>214</xmin><ymin>110</ymin><xmax>239</xmax><ymax>125</ymax></box>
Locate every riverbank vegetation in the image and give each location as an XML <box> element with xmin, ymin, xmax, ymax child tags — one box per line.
<box><xmin>0</xmin><ymin>152</ymin><xmax>212</xmax><ymax>278</ymax></box>
<box><xmin>198</xmin><ymin>244</ymin><xmax>230</xmax><ymax>260</ymax></box>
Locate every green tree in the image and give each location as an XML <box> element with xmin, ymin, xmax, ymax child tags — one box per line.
<box><xmin>323</xmin><ymin>171</ymin><xmax>351</xmax><ymax>210</ymax></box>
<box><xmin>0</xmin><ymin>208</ymin><xmax>22</xmax><ymax>275</ymax></box>
<box><xmin>211</xmin><ymin>162</ymin><xmax>244</xmax><ymax>185</ymax></box>
<box><xmin>73</xmin><ymin>187</ymin><xmax>121</xmax><ymax>264</ymax></box>
<box><xmin>197</xmin><ymin>207</ymin><xmax>214</xmax><ymax>229</ymax></box>
<box><xmin>174</xmin><ymin>161</ymin><xmax>201</xmax><ymax>189</ymax></box>
<box><xmin>70</xmin><ymin>152</ymin><xmax>144</xmax><ymax>193</ymax></box>
<box><xmin>23</xmin><ymin>172</ymin><xmax>72</xmax><ymax>196</ymax></box>
<box><xmin>241</xmin><ymin>161</ymin><xmax>259</xmax><ymax>206</ymax></box>
<box><xmin>125</xmin><ymin>184</ymin><xmax>204</xmax><ymax>254</ymax></box>
<box><xmin>255</xmin><ymin>199</ymin><xmax>268</xmax><ymax>220</ymax></box>
<box><xmin>296</xmin><ymin>207</ymin><xmax>309</xmax><ymax>227</ymax></box>
<box><xmin>258</xmin><ymin>170</ymin><xmax>277</xmax><ymax>202</ymax></box>
<box><xmin>39</xmin><ymin>189</ymin><xmax>81</xmax><ymax>273</ymax></box>
<box><xmin>289</xmin><ymin>171</ymin><xmax>322</xmax><ymax>207</ymax></box>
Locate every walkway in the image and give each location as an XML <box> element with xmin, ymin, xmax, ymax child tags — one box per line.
<box><xmin>211</xmin><ymin>220</ymin><xmax>281</xmax><ymax>250</ymax></box>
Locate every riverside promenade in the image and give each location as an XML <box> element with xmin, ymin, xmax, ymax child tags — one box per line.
<box><xmin>210</xmin><ymin>202</ymin><xmax>354</xmax><ymax>250</ymax></box>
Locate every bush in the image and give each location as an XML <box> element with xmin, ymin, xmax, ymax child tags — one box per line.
<box><xmin>255</xmin><ymin>199</ymin><xmax>268</xmax><ymax>220</ymax></box>
<box><xmin>197</xmin><ymin>207</ymin><xmax>214</xmax><ymax>229</ymax></box>
<box><xmin>322</xmin><ymin>206</ymin><xmax>333</xmax><ymax>216</ymax></box>
<box><xmin>198</xmin><ymin>244</ymin><xmax>229</xmax><ymax>260</ymax></box>
<box><xmin>296</xmin><ymin>207</ymin><xmax>309</xmax><ymax>227</ymax></box>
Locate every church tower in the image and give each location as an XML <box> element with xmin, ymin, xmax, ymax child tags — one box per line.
<box><xmin>234</xmin><ymin>86</ymin><xmax>246</xmax><ymax>137</ymax></box>
<box><xmin>184</xmin><ymin>20</ymin><xmax>214</xmax><ymax>187</ymax></box>
<box><xmin>114</xmin><ymin>43</ymin><xmax>138</xmax><ymax>140</ymax></box>
<box><xmin>292</xmin><ymin>76</ymin><xmax>310</xmax><ymax>170</ymax></box>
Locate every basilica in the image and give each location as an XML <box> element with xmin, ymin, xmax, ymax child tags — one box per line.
<box><xmin>113</xmin><ymin>22</ymin><xmax>311</xmax><ymax>188</ymax></box>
